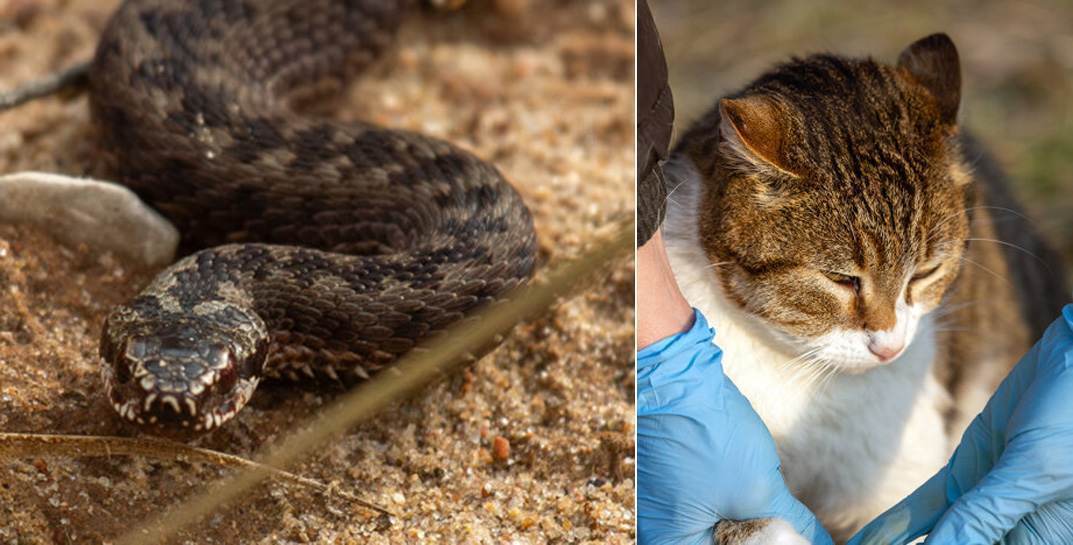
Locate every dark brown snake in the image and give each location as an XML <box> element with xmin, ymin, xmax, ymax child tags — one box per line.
<box><xmin>92</xmin><ymin>0</ymin><xmax>537</xmax><ymax>433</ymax></box>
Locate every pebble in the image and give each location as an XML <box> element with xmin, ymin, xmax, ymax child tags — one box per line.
<box><xmin>492</xmin><ymin>435</ymin><xmax>511</xmax><ymax>463</ymax></box>
<box><xmin>0</xmin><ymin>172</ymin><xmax>178</xmax><ymax>266</ymax></box>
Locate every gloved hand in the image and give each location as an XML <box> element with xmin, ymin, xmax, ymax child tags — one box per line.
<box><xmin>847</xmin><ymin>304</ymin><xmax>1073</xmax><ymax>545</ymax></box>
<box><xmin>638</xmin><ymin>309</ymin><xmax>834</xmax><ymax>545</ymax></box>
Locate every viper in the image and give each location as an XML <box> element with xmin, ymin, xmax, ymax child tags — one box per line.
<box><xmin>92</xmin><ymin>0</ymin><xmax>537</xmax><ymax>433</ymax></box>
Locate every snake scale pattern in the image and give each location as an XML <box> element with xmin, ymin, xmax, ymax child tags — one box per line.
<box><xmin>91</xmin><ymin>0</ymin><xmax>537</xmax><ymax>432</ymax></box>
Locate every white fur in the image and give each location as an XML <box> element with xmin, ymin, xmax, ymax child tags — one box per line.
<box><xmin>811</xmin><ymin>298</ymin><xmax>922</xmax><ymax>371</ymax></box>
<box><xmin>741</xmin><ymin>519</ymin><xmax>810</xmax><ymax>545</ymax></box>
<box><xmin>663</xmin><ymin>156</ymin><xmax>951</xmax><ymax>535</ymax></box>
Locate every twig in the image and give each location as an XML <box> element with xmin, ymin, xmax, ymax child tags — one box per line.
<box><xmin>0</xmin><ymin>432</ymin><xmax>394</xmax><ymax>517</ymax></box>
<box><xmin>0</xmin><ymin>60</ymin><xmax>91</xmax><ymax>112</ymax></box>
<box><xmin>114</xmin><ymin>212</ymin><xmax>635</xmax><ymax>545</ymax></box>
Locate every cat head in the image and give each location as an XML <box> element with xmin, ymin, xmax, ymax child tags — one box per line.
<box><xmin>683</xmin><ymin>33</ymin><xmax>971</xmax><ymax>371</ymax></box>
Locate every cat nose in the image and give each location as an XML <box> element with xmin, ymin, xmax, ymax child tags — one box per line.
<box><xmin>868</xmin><ymin>339</ymin><xmax>905</xmax><ymax>362</ymax></box>
<box><xmin>868</xmin><ymin>321</ymin><xmax>907</xmax><ymax>362</ymax></box>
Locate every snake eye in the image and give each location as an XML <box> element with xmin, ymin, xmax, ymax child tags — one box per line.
<box><xmin>125</xmin><ymin>338</ymin><xmax>151</xmax><ymax>360</ymax></box>
<box><xmin>199</xmin><ymin>343</ymin><xmax>232</xmax><ymax>370</ymax></box>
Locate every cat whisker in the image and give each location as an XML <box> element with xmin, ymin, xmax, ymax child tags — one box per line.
<box><xmin>661</xmin><ymin>179</ymin><xmax>691</xmax><ymax>210</ymax></box>
<box><xmin>956</xmin><ymin>256</ymin><xmax>1011</xmax><ymax>286</ymax></box>
<box><xmin>781</xmin><ymin>347</ymin><xmax>828</xmax><ymax>389</ymax></box>
<box><xmin>967</xmin><ymin>215</ymin><xmax>1030</xmax><ymax>229</ymax></box>
<box><xmin>925</xmin><ymin>312</ymin><xmax>974</xmax><ymax>338</ymax></box>
<box><xmin>788</xmin><ymin>359</ymin><xmax>824</xmax><ymax>389</ymax></box>
<box><xmin>927</xmin><ymin>210</ymin><xmax>968</xmax><ymax>235</ymax></box>
<box><xmin>816</xmin><ymin>360</ymin><xmax>841</xmax><ymax>391</ymax></box>
<box><xmin>779</xmin><ymin>347</ymin><xmax>819</xmax><ymax>371</ymax></box>
<box><xmin>963</xmin><ymin>205</ymin><xmax>1034</xmax><ymax>224</ymax></box>
<box><xmin>704</xmin><ymin>261</ymin><xmax>733</xmax><ymax>271</ymax></box>
<box><xmin>931</xmin><ymin>300</ymin><xmax>979</xmax><ymax>318</ymax></box>
<box><xmin>963</xmin><ymin>238</ymin><xmax>1050</xmax><ymax>269</ymax></box>
<box><xmin>780</xmin><ymin>347</ymin><xmax>822</xmax><ymax>371</ymax></box>
<box><xmin>664</xmin><ymin>177</ymin><xmax>688</xmax><ymax>203</ymax></box>
<box><xmin>812</xmin><ymin>358</ymin><xmax>840</xmax><ymax>392</ymax></box>
<box><xmin>925</xmin><ymin>206</ymin><xmax>991</xmax><ymax>242</ymax></box>
<box><xmin>790</xmin><ymin>352</ymin><xmax>831</xmax><ymax>389</ymax></box>
<box><xmin>930</xmin><ymin>327</ymin><xmax>972</xmax><ymax>333</ymax></box>
<box><xmin>922</xmin><ymin>203</ymin><xmax>1037</xmax><ymax>245</ymax></box>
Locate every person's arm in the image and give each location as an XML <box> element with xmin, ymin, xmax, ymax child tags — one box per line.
<box><xmin>637</xmin><ymin>231</ymin><xmax>694</xmax><ymax>349</ymax></box>
<box><xmin>635</xmin><ymin>2</ymin><xmax>831</xmax><ymax>544</ymax></box>
<box><xmin>635</xmin><ymin>0</ymin><xmax>690</xmax><ymax>350</ymax></box>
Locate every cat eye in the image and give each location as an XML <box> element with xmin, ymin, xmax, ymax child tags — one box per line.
<box><xmin>911</xmin><ymin>263</ymin><xmax>942</xmax><ymax>283</ymax></box>
<box><xmin>822</xmin><ymin>271</ymin><xmax>861</xmax><ymax>293</ymax></box>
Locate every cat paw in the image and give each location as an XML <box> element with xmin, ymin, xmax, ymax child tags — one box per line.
<box><xmin>715</xmin><ymin>518</ymin><xmax>810</xmax><ymax>545</ymax></box>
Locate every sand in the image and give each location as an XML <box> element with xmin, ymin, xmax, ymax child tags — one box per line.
<box><xmin>0</xmin><ymin>1</ymin><xmax>636</xmax><ymax>543</ymax></box>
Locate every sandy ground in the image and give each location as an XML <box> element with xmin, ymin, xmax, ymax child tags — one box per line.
<box><xmin>0</xmin><ymin>1</ymin><xmax>636</xmax><ymax>543</ymax></box>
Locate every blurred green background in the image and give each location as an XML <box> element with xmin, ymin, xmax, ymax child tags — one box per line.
<box><xmin>650</xmin><ymin>0</ymin><xmax>1073</xmax><ymax>277</ymax></box>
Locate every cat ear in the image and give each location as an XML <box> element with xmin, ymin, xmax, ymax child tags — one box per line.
<box><xmin>897</xmin><ymin>33</ymin><xmax>961</xmax><ymax>126</ymax></box>
<box><xmin>718</xmin><ymin>96</ymin><xmax>798</xmax><ymax>176</ymax></box>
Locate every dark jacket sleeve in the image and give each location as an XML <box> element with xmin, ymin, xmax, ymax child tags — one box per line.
<box><xmin>636</xmin><ymin>0</ymin><xmax>674</xmax><ymax>246</ymax></box>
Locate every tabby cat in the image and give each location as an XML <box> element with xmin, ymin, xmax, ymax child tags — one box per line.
<box><xmin>661</xmin><ymin>33</ymin><xmax>1069</xmax><ymax>543</ymax></box>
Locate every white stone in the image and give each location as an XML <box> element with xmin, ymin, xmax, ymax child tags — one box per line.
<box><xmin>0</xmin><ymin>171</ymin><xmax>178</xmax><ymax>266</ymax></box>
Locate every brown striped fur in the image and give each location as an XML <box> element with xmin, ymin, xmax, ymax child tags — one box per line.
<box><xmin>676</xmin><ymin>35</ymin><xmax>973</xmax><ymax>345</ymax></box>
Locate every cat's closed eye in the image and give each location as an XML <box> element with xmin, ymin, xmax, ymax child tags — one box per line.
<box><xmin>911</xmin><ymin>263</ymin><xmax>943</xmax><ymax>283</ymax></box>
<box><xmin>821</xmin><ymin>270</ymin><xmax>861</xmax><ymax>292</ymax></box>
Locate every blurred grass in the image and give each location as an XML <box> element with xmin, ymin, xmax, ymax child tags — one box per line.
<box><xmin>651</xmin><ymin>0</ymin><xmax>1073</xmax><ymax>276</ymax></box>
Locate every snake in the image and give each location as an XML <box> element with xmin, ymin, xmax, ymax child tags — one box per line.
<box><xmin>90</xmin><ymin>0</ymin><xmax>537</xmax><ymax>433</ymax></box>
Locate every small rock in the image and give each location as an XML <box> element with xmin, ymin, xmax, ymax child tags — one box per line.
<box><xmin>492</xmin><ymin>435</ymin><xmax>510</xmax><ymax>463</ymax></box>
<box><xmin>0</xmin><ymin>172</ymin><xmax>178</xmax><ymax>267</ymax></box>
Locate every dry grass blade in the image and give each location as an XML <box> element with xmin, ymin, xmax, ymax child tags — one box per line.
<box><xmin>0</xmin><ymin>60</ymin><xmax>91</xmax><ymax>112</ymax></box>
<box><xmin>113</xmin><ymin>212</ymin><xmax>634</xmax><ymax>545</ymax></box>
<box><xmin>0</xmin><ymin>432</ymin><xmax>394</xmax><ymax>516</ymax></box>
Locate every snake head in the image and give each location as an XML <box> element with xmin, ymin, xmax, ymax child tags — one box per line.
<box><xmin>100</xmin><ymin>309</ymin><xmax>268</xmax><ymax>433</ymax></box>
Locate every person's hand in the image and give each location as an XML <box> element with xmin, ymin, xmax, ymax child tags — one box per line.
<box><xmin>638</xmin><ymin>309</ymin><xmax>834</xmax><ymax>545</ymax></box>
<box><xmin>847</xmin><ymin>304</ymin><xmax>1073</xmax><ymax>545</ymax></box>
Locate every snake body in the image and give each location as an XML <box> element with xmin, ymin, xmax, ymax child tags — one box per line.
<box><xmin>91</xmin><ymin>0</ymin><xmax>537</xmax><ymax>432</ymax></box>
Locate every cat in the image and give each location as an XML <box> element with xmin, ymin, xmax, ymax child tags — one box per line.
<box><xmin>660</xmin><ymin>33</ymin><xmax>1070</xmax><ymax>543</ymax></box>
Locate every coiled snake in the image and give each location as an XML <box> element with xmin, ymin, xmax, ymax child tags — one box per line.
<box><xmin>92</xmin><ymin>0</ymin><xmax>537</xmax><ymax>432</ymax></box>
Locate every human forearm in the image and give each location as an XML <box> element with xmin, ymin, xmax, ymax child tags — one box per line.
<box><xmin>637</xmin><ymin>230</ymin><xmax>694</xmax><ymax>349</ymax></box>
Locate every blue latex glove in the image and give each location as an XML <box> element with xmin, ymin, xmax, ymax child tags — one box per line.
<box><xmin>848</xmin><ymin>304</ymin><xmax>1073</xmax><ymax>545</ymax></box>
<box><xmin>638</xmin><ymin>309</ymin><xmax>833</xmax><ymax>545</ymax></box>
